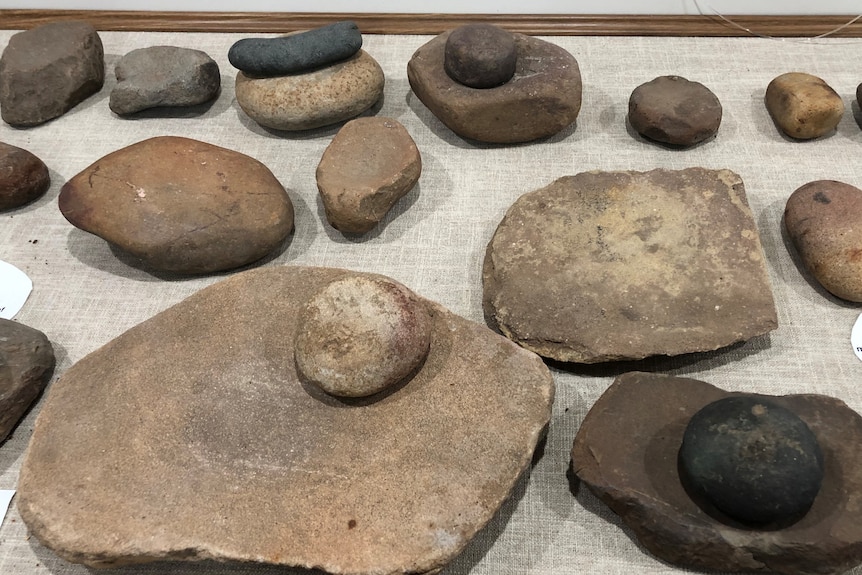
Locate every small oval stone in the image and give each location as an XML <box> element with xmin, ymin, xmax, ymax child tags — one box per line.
<box><xmin>295</xmin><ymin>276</ymin><xmax>431</xmax><ymax>398</ymax></box>
<box><xmin>228</xmin><ymin>21</ymin><xmax>362</xmax><ymax>76</ymax></box>
<box><xmin>58</xmin><ymin>136</ymin><xmax>294</xmax><ymax>274</ymax></box>
<box><xmin>784</xmin><ymin>180</ymin><xmax>862</xmax><ymax>302</ymax></box>
<box><xmin>444</xmin><ymin>24</ymin><xmax>516</xmax><ymax>89</ymax></box>
<box><xmin>765</xmin><ymin>72</ymin><xmax>844</xmax><ymax>139</ymax></box>
<box><xmin>316</xmin><ymin>117</ymin><xmax>421</xmax><ymax>233</ymax></box>
<box><xmin>0</xmin><ymin>142</ymin><xmax>50</xmax><ymax>211</ymax></box>
<box><xmin>679</xmin><ymin>396</ymin><xmax>824</xmax><ymax>525</ymax></box>
<box><xmin>628</xmin><ymin>75</ymin><xmax>722</xmax><ymax>147</ymax></box>
<box><xmin>235</xmin><ymin>49</ymin><xmax>384</xmax><ymax>131</ymax></box>
<box><xmin>110</xmin><ymin>46</ymin><xmax>220</xmax><ymax>115</ymax></box>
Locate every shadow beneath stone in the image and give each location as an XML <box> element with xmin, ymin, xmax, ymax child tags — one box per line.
<box><xmin>623</xmin><ymin>114</ymin><xmax>718</xmax><ymax>151</ymax></box>
<box><xmin>318</xmin><ymin>182</ymin><xmax>422</xmax><ymax>244</ymax></box>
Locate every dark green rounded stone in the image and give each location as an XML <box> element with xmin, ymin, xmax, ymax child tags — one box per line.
<box><xmin>679</xmin><ymin>395</ymin><xmax>824</xmax><ymax>526</ymax></box>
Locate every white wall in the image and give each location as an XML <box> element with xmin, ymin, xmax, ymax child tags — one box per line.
<box><xmin>1</xmin><ymin>0</ymin><xmax>860</xmax><ymax>15</ymax></box>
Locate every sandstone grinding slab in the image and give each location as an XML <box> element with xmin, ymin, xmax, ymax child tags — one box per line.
<box><xmin>408</xmin><ymin>31</ymin><xmax>581</xmax><ymax>144</ymax></box>
<box><xmin>58</xmin><ymin>136</ymin><xmax>294</xmax><ymax>274</ymax></box>
<box><xmin>571</xmin><ymin>372</ymin><xmax>862</xmax><ymax>575</ymax></box>
<box><xmin>18</xmin><ymin>266</ymin><xmax>554</xmax><ymax>574</ymax></box>
<box><xmin>483</xmin><ymin>168</ymin><xmax>778</xmax><ymax>363</ymax></box>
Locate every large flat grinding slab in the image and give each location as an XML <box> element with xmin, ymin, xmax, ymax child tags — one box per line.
<box><xmin>17</xmin><ymin>266</ymin><xmax>554</xmax><ymax>574</ymax></box>
<box><xmin>571</xmin><ymin>372</ymin><xmax>862</xmax><ymax>575</ymax></box>
<box><xmin>483</xmin><ymin>168</ymin><xmax>778</xmax><ymax>363</ymax></box>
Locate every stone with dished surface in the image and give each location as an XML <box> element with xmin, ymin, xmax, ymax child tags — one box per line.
<box><xmin>408</xmin><ymin>31</ymin><xmax>581</xmax><ymax>144</ymax></box>
<box><xmin>235</xmin><ymin>49</ymin><xmax>384</xmax><ymax>131</ymax></box>
<box><xmin>58</xmin><ymin>136</ymin><xmax>294</xmax><ymax>274</ymax></box>
<box><xmin>17</xmin><ymin>266</ymin><xmax>553</xmax><ymax>575</ymax></box>
<box><xmin>483</xmin><ymin>168</ymin><xmax>778</xmax><ymax>363</ymax></box>
<box><xmin>0</xmin><ymin>21</ymin><xmax>104</xmax><ymax>127</ymax></box>
<box><xmin>316</xmin><ymin>117</ymin><xmax>421</xmax><ymax>233</ymax></box>
<box><xmin>572</xmin><ymin>371</ymin><xmax>862</xmax><ymax>575</ymax></box>
<box><xmin>784</xmin><ymin>179</ymin><xmax>862</xmax><ymax>302</ymax></box>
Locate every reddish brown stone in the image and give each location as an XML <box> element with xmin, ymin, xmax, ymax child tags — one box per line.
<box><xmin>0</xmin><ymin>142</ymin><xmax>50</xmax><ymax>211</ymax></box>
<box><xmin>572</xmin><ymin>372</ymin><xmax>862</xmax><ymax>575</ymax></box>
<box><xmin>784</xmin><ymin>180</ymin><xmax>862</xmax><ymax>302</ymax></box>
<box><xmin>59</xmin><ymin>136</ymin><xmax>294</xmax><ymax>274</ymax></box>
<box><xmin>17</xmin><ymin>266</ymin><xmax>553</xmax><ymax>573</ymax></box>
<box><xmin>316</xmin><ymin>117</ymin><xmax>421</xmax><ymax>233</ymax></box>
<box><xmin>408</xmin><ymin>31</ymin><xmax>581</xmax><ymax>144</ymax></box>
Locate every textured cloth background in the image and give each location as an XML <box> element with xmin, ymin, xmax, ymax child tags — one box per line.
<box><xmin>1</xmin><ymin>29</ymin><xmax>862</xmax><ymax>575</ymax></box>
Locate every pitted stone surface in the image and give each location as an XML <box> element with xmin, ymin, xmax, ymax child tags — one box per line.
<box><xmin>483</xmin><ymin>168</ymin><xmax>778</xmax><ymax>363</ymax></box>
<box><xmin>17</xmin><ymin>266</ymin><xmax>553</xmax><ymax>574</ymax></box>
<box><xmin>572</xmin><ymin>372</ymin><xmax>862</xmax><ymax>575</ymax></box>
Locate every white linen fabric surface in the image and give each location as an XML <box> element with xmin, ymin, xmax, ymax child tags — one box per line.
<box><xmin>1</xmin><ymin>29</ymin><xmax>861</xmax><ymax>575</ymax></box>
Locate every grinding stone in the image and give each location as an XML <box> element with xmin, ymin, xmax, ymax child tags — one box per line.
<box><xmin>483</xmin><ymin>168</ymin><xmax>778</xmax><ymax>363</ymax></box>
<box><xmin>571</xmin><ymin>372</ymin><xmax>862</xmax><ymax>575</ymax></box>
<box><xmin>17</xmin><ymin>266</ymin><xmax>554</xmax><ymax>574</ymax></box>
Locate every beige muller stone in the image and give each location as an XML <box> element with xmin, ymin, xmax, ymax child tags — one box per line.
<box><xmin>316</xmin><ymin>117</ymin><xmax>421</xmax><ymax>233</ymax></box>
<box><xmin>572</xmin><ymin>372</ymin><xmax>862</xmax><ymax>575</ymax></box>
<box><xmin>295</xmin><ymin>275</ymin><xmax>431</xmax><ymax>397</ymax></box>
<box><xmin>765</xmin><ymin>72</ymin><xmax>844</xmax><ymax>140</ymax></box>
<box><xmin>17</xmin><ymin>266</ymin><xmax>554</xmax><ymax>574</ymax></box>
<box><xmin>0</xmin><ymin>141</ymin><xmax>50</xmax><ymax>211</ymax></box>
<box><xmin>483</xmin><ymin>168</ymin><xmax>778</xmax><ymax>363</ymax></box>
<box><xmin>408</xmin><ymin>31</ymin><xmax>581</xmax><ymax>144</ymax></box>
<box><xmin>784</xmin><ymin>180</ymin><xmax>862</xmax><ymax>302</ymax></box>
<box><xmin>235</xmin><ymin>49</ymin><xmax>384</xmax><ymax>131</ymax></box>
<box><xmin>58</xmin><ymin>136</ymin><xmax>294</xmax><ymax>274</ymax></box>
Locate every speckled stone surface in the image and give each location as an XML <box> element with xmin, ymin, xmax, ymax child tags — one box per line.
<box><xmin>784</xmin><ymin>179</ymin><xmax>862</xmax><ymax>302</ymax></box>
<box><xmin>235</xmin><ymin>49</ymin><xmax>384</xmax><ymax>131</ymax></box>
<box><xmin>408</xmin><ymin>31</ymin><xmax>581</xmax><ymax>144</ymax></box>
<box><xmin>572</xmin><ymin>372</ymin><xmax>862</xmax><ymax>575</ymax></box>
<box><xmin>483</xmin><ymin>168</ymin><xmax>778</xmax><ymax>363</ymax></box>
<box><xmin>765</xmin><ymin>72</ymin><xmax>844</xmax><ymax>140</ymax></box>
<box><xmin>17</xmin><ymin>266</ymin><xmax>554</xmax><ymax>574</ymax></box>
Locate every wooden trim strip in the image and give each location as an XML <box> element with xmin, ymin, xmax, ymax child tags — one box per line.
<box><xmin>1</xmin><ymin>10</ymin><xmax>861</xmax><ymax>37</ymax></box>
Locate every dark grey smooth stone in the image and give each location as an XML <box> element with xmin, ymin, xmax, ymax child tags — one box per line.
<box><xmin>228</xmin><ymin>21</ymin><xmax>362</xmax><ymax>76</ymax></box>
<box><xmin>679</xmin><ymin>395</ymin><xmax>824</xmax><ymax>526</ymax></box>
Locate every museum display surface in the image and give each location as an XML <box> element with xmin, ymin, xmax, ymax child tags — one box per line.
<box><xmin>0</xmin><ymin>15</ymin><xmax>861</xmax><ymax>575</ymax></box>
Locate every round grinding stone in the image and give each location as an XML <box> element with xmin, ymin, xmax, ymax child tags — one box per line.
<box><xmin>443</xmin><ymin>24</ymin><xmax>516</xmax><ymax>89</ymax></box>
<box><xmin>679</xmin><ymin>395</ymin><xmax>824</xmax><ymax>526</ymax></box>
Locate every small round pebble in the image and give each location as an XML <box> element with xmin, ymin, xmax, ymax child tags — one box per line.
<box><xmin>628</xmin><ymin>75</ymin><xmax>722</xmax><ymax>147</ymax></box>
<box><xmin>0</xmin><ymin>142</ymin><xmax>50</xmax><ymax>211</ymax></box>
<box><xmin>765</xmin><ymin>72</ymin><xmax>844</xmax><ymax>140</ymax></box>
<box><xmin>784</xmin><ymin>180</ymin><xmax>862</xmax><ymax>302</ymax></box>
<box><xmin>295</xmin><ymin>276</ymin><xmax>431</xmax><ymax>398</ymax></box>
<box><xmin>444</xmin><ymin>24</ymin><xmax>517</xmax><ymax>89</ymax></box>
<box><xmin>679</xmin><ymin>396</ymin><xmax>824</xmax><ymax>525</ymax></box>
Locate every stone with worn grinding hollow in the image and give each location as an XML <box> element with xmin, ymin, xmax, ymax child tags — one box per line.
<box><xmin>295</xmin><ymin>275</ymin><xmax>431</xmax><ymax>397</ymax></box>
<box><xmin>679</xmin><ymin>395</ymin><xmax>824</xmax><ymax>526</ymax></box>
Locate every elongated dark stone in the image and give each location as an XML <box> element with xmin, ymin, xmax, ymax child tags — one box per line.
<box><xmin>228</xmin><ymin>21</ymin><xmax>362</xmax><ymax>76</ymax></box>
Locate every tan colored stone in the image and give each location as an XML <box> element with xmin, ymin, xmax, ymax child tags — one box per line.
<box><xmin>408</xmin><ymin>32</ymin><xmax>581</xmax><ymax>144</ymax></box>
<box><xmin>572</xmin><ymin>372</ymin><xmax>862</xmax><ymax>575</ymax></box>
<box><xmin>784</xmin><ymin>180</ymin><xmax>862</xmax><ymax>302</ymax></box>
<box><xmin>295</xmin><ymin>275</ymin><xmax>431</xmax><ymax>397</ymax></box>
<box><xmin>235</xmin><ymin>50</ymin><xmax>384</xmax><ymax>131</ymax></box>
<box><xmin>483</xmin><ymin>168</ymin><xmax>778</xmax><ymax>363</ymax></box>
<box><xmin>765</xmin><ymin>72</ymin><xmax>844</xmax><ymax>140</ymax></box>
<box><xmin>0</xmin><ymin>142</ymin><xmax>50</xmax><ymax>211</ymax></box>
<box><xmin>58</xmin><ymin>136</ymin><xmax>294</xmax><ymax>274</ymax></box>
<box><xmin>316</xmin><ymin>117</ymin><xmax>421</xmax><ymax>233</ymax></box>
<box><xmin>17</xmin><ymin>266</ymin><xmax>554</xmax><ymax>574</ymax></box>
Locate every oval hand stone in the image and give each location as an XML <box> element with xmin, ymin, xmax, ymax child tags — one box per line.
<box><xmin>784</xmin><ymin>179</ymin><xmax>862</xmax><ymax>302</ymax></box>
<box><xmin>0</xmin><ymin>142</ymin><xmax>50</xmax><ymax>211</ymax></box>
<box><xmin>444</xmin><ymin>24</ymin><xmax>517</xmax><ymax>89</ymax></box>
<box><xmin>295</xmin><ymin>275</ymin><xmax>431</xmax><ymax>398</ymax></box>
<box><xmin>765</xmin><ymin>72</ymin><xmax>844</xmax><ymax>139</ymax></box>
<box><xmin>228</xmin><ymin>21</ymin><xmax>362</xmax><ymax>76</ymax></box>
<box><xmin>628</xmin><ymin>75</ymin><xmax>722</xmax><ymax>147</ymax></box>
<box><xmin>58</xmin><ymin>136</ymin><xmax>294</xmax><ymax>274</ymax></box>
<box><xmin>679</xmin><ymin>395</ymin><xmax>824</xmax><ymax>525</ymax></box>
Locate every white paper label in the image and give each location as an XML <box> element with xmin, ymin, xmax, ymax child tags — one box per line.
<box><xmin>0</xmin><ymin>260</ymin><xmax>32</xmax><ymax>319</ymax></box>
<box><xmin>0</xmin><ymin>490</ymin><xmax>14</xmax><ymax>527</ymax></box>
<box><xmin>853</xmin><ymin>312</ymin><xmax>862</xmax><ymax>362</ymax></box>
